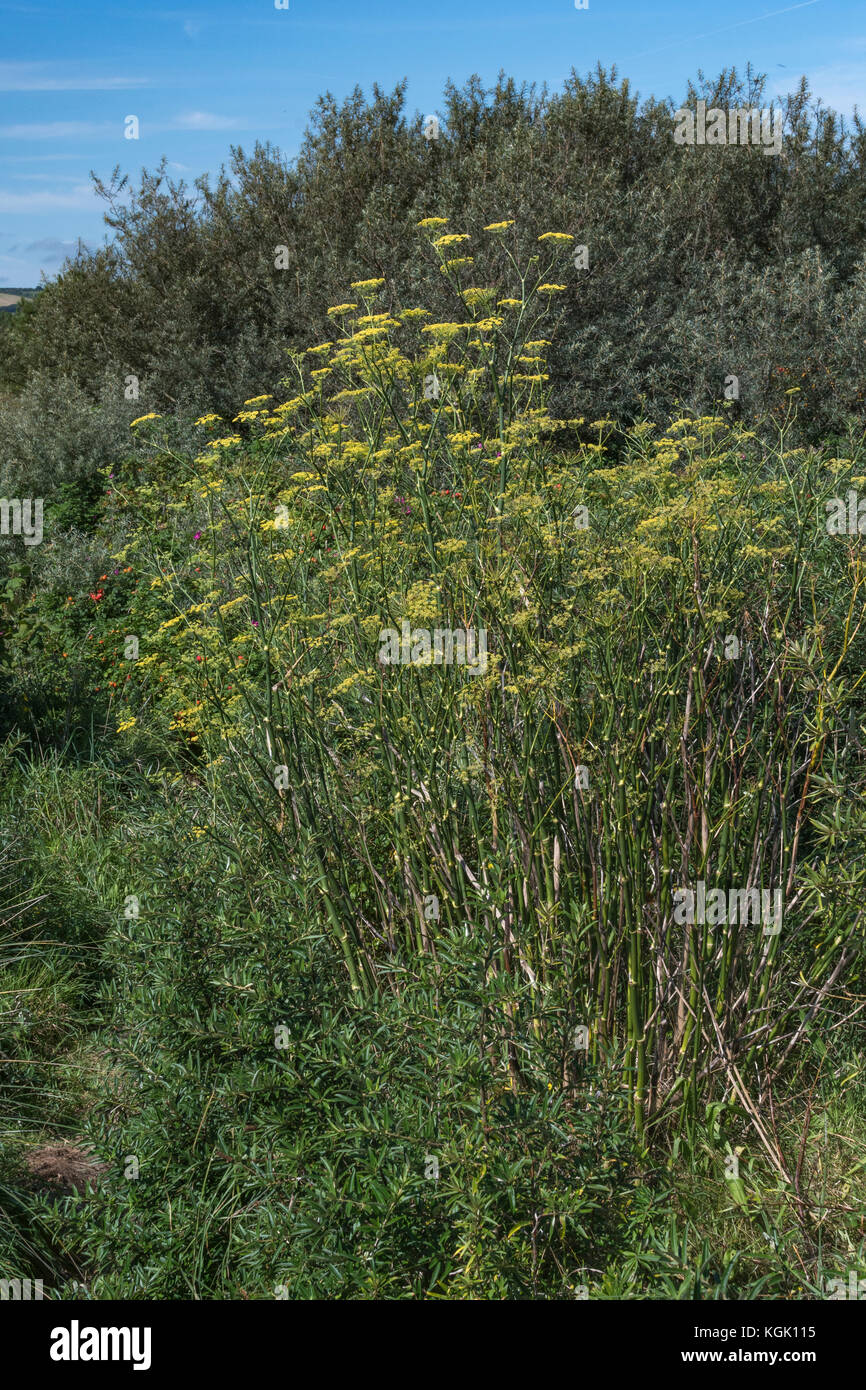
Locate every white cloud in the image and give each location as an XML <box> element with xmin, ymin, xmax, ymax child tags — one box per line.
<box><xmin>0</xmin><ymin>112</ymin><xmax>246</xmax><ymax>142</ymax></box>
<box><xmin>0</xmin><ymin>185</ymin><xmax>98</xmax><ymax>212</ymax></box>
<box><xmin>770</xmin><ymin>60</ymin><xmax>866</xmax><ymax>116</ymax></box>
<box><xmin>0</xmin><ymin>154</ymin><xmax>92</xmax><ymax>163</ymax></box>
<box><xmin>0</xmin><ymin>62</ymin><xmax>149</xmax><ymax>92</ymax></box>
<box><xmin>0</xmin><ymin>121</ymin><xmax>113</xmax><ymax>140</ymax></box>
<box><xmin>171</xmin><ymin>110</ymin><xmax>241</xmax><ymax>131</ymax></box>
<box><xmin>11</xmin><ymin>173</ymin><xmax>88</xmax><ymax>183</ymax></box>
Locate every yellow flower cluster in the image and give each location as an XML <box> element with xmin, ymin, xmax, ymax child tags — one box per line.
<box><xmin>421</xmin><ymin>322</ymin><xmax>466</xmax><ymax>340</ymax></box>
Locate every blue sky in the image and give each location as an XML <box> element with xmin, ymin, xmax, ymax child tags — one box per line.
<box><xmin>1</xmin><ymin>0</ymin><xmax>863</xmax><ymax>286</ymax></box>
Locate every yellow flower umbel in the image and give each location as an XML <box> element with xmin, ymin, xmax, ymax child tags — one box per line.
<box><xmin>404</xmin><ymin>579</ymin><xmax>441</xmax><ymax>625</ymax></box>
<box><xmin>433</xmin><ymin>234</ymin><xmax>470</xmax><ymax>249</ymax></box>
<box><xmin>421</xmin><ymin>322</ymin><xmax>466</xmax><ymax>341</ymax></box>
<box><xmin>460</xmin><ymin>287</ymin><xmax>496</xmax><ymax>308</ymax></box>
<box><xmin>206</xmin><ymin>436</ymin><xmax>242</xmax><ymax>450</ymax></box>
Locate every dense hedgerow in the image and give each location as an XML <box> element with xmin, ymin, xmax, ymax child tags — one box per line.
<box><xmin>1</xmin><ymin>66</ymin><xmax>865</xmax><ymax>439</ymax></box>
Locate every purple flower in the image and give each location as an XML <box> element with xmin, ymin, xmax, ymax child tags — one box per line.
<box><xmin>193</xmin><ymin>531</ymin><xmax>202</xmax><ymax>541</ymax></box>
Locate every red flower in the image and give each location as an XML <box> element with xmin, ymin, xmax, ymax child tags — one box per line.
<box><xmin>89</xmin><ymin>590</ymin><xmax>104</xmax><ymax>601</ymax></box>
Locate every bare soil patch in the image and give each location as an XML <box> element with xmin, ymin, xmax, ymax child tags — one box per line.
<box><xmin>23</xmin><ymin>1143</ymin><xmax>108</xmax><ymax>1196</ymax></box>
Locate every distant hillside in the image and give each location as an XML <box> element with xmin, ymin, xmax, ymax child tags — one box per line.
<box><xmin>0</xmin><ymin>288</ymin><xmax>38</xmax><ymax>312</ymax></box>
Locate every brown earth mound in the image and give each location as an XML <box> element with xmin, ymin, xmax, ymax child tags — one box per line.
<box><xmin>23</xmin><ymin>1143</ymin><xmax>108</xmax><ymax>1196</ymax></box>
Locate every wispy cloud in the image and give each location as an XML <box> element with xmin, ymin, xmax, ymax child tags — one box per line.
<box><xmin>0</xmin><ymin>61</ymin><xmax>150</xmax><ymax>92</ymax></box>
<box><xmin>0</xmin><ymin>112</ymin><xmax>246</xmax><ymax>141</ymax></box>
<box><xmin>623</xmin><ymin>0</ymin><xmax>824</xmax><ymax>63</ymax></box>
<box><xmin>0</xmin><ymin>237</ymin><xmax>85</xmax><ymax>281</ymax></box>
<box><xmin>10</xmin><ymin>173</ymin><xmax>89</xmax><ymax>183</ymax></box>
<box><xmin>0</xmin><ymin>154</ymin><xmax>94</xmax><ymax>163</ymax></box>
<box><xmin>0</xmin><ymin>185</ymin><xmax>98</xmax><ymax>213</ymax></box>
<box><xmin>771</xmin><ymin>59</ymin><xmax>866</xmax><ymax>114</ymax></box>
<box><xmin>170</xmin><ymin>110</ymin><xmax>242</xmax><ymax>131</ymax></box>
<box><xmin>0</xmin><ymin>121</ymin><xmax>114</xmax><ymax>140</ymax></box>
<box><xmin>25</xmin><ymin>237</ymin><xmax>83</xmax><ymax>257</ymax></box>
